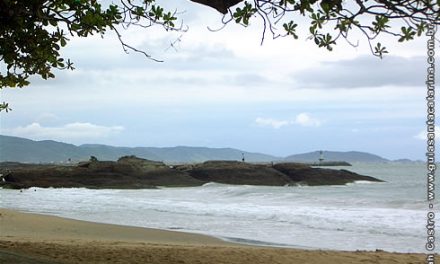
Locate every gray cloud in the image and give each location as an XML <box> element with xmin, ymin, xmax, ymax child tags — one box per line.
<box><xmin>228</xmin><ymin>73</ymin><xmax>270</xmax><ymax>86</ymax></box>
<box><xmin>293</xmin><ymin>56</ymin><xmax>429</xmax><ymax>89</ymax></box>
<box><xmin>66</xmin><ymin>35</ymin><xmax>236</xmax><ymax>72</ymax></box>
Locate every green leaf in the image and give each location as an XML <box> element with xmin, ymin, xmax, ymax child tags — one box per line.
<box><xmin>283</xmin><ymin>21</ymin><xmax>298</xmax><ymax>39</ymax></box>
<box><xmin>233</xmin><ymin>2</ymin><xmax>256</xmax><ymax>26</ymax></box>
<box><xmin>374</xmin><ymin>42</ymin><xmax>388</xmax><ymax>58</ymax></box>
<box><xmin>60</xmin><ymin>38</ymin><xmax>67</xmax><ymax>47</ymax></box>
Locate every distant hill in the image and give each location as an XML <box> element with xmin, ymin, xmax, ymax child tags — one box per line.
<box><xmin>0</xmin><ymin>135</ymin><xmax>394</xmax><ymax>163</ymax></box>
<box><xmin>284</xmin><ymin>150</ymin><xmax>389</xmax><ymax>163</ymax></box>
<box><xmin>0</xmin><ymin>135</ymin><xmax>279</xmax><ymax>163</ymax></box>
<box><xmin>0</xmin><ymin>136</ymin><xmax>85</xmax><ymax>163</ymax></box>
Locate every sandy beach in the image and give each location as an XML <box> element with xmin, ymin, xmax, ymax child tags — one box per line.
<box><xmin>0</xmin><ymin>208</ymin><xmax>434</xmax><ymax>264</ymax></box>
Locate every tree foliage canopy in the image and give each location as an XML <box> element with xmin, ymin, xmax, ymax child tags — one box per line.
<box><xmin>0</xmin><ymin>0</ymin><xmax>439</xmax><ymax>111</ymax></box>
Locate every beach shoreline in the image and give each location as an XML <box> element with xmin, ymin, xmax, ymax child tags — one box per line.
<box><xmin>0</xmin><ymin>208</ymin><xmax>435</xmax><ymax>264</ymax></box>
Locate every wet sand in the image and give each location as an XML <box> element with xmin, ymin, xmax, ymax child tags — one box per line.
<box><xmin>0</xmin><ymin>208</ymin><xmax>435</xmax><ymax>263</ymax></box>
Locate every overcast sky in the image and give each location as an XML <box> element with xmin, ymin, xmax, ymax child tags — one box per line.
<box><xmin>0</xmin><ymin>1</ymin><xmax>436</xmax><ymax>160</ymax></box>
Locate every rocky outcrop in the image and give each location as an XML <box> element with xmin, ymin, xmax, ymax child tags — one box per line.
<box><xmin>307</xmin><ymin>161</ymin><xmax>352</xmax><ymax>166</ymax></box>
<box><xmin>0</xmin><ymin>157</ymin><xmax>203</xmax><ymax>189</ymax></box>
<box><xmin>0</xmin><ymin>157</ymin><xmax>383</xmax><ymax>189</ymax></box>
<box><xmin>273</xmin><ymin>163</ymin><xmax>383</xmax><ymax>186</ymax></box>
<box><xmin>117</xmin><ymin>155</ymin><xmax>166</xmax><ymax>170</ymax></box>
<box><xmin>183</xmin><ymin>161</ymin><xmax>292</xmax><ymax>186</ymax></box>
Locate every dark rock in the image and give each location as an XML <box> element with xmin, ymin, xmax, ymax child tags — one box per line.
<box><xmin>117</xmin><ymin>155</ymin><xmax>166</xmax><ymax>171</ymax></box>
<box><xmin>0</xmin><ymin>158</ymin><xmax>383</xmax><ymax>189</ymax></box>
<box><xmin>0</xmin><ymin>157</ymin><xmax>203</xmax><ymax>189</ymax></box>
<box><xmin>273</xmin><ymin>163</ymin><xmax>383</xmax><ymax>186</ymax></box>
<box><xmin>309</xmin><ymin>161</ymin><xmax>352</xmax><ymax>166</ymax></box>
<box><xmin>187</xmin><ymin>160</ymin><xmax>292</xmax><ymax>186</ymax></box>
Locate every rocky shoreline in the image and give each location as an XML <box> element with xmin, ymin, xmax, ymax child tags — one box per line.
<box><xmin>0</xmin><ymin>156</ymin><xmax>383</xmax><ymax>189</ymax></box>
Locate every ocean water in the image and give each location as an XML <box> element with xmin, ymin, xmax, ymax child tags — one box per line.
<box><xmin>0</xmin><ymin>163</ymin><xmax>434</xmax><ymax>253</ymax></box>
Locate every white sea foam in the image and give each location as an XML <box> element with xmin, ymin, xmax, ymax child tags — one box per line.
<box><xmin>346</xmin><ymin>180</ymin><xmax>382</xmax><ymax>185</ymax></box>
